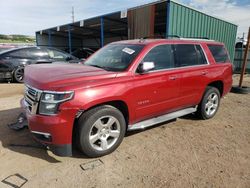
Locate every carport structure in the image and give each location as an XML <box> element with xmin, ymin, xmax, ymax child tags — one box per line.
<box><xmin>36</xmin><ymin>1</ymin><xmax>163</xmax><ymax>53</ymax></box>
<box><xmin>36</xmin><ymin>11</ymin><xmax>129</xmax><ymax>53</ymax></box>
<box><xmin>36</xmin><ymin>0</ymin><xmax>237</xmax><ymax>60</ymax></box>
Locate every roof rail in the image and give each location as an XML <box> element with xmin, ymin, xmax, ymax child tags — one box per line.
<box><xmin>166</xmin><ymin>35</ymin><xmax>181</xmax><ymax>39</ymax></box>
<box><xmin>140</xmin><ymin>35</ymin><xmax>215</xmax><ymax>42</ymax></box>
<box><xmin>179</xmin><ymin>36</ymin><xmax>215</xmax><ymax>41</ymax></box>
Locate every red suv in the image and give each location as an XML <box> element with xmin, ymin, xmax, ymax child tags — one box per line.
<box><xmin>21</xmin><ymin>39</ymin><xmax>233</xmax><ymax>157</ymax></box>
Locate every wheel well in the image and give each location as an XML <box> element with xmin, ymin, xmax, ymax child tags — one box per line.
<box><xmin>72</xmin><ymin>100</ymin><xmax>129</xmax><ymax>145</ymax></box>
<box><xmin>208</xmin><ymin>81</ymin><xmax>224</xmax><ymax>96</ymax></box>
<box><xmin>104</xmin><ymin>101</ymin><xmax>129</xmax><ymax>125</ymax></box>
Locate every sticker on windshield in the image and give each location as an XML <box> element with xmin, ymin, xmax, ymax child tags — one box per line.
<box><xmin>122</xmin><ymin>47</ymin><xmax>135</xmax><ymax>55</ymax></box>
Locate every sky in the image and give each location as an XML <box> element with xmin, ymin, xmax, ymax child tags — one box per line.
<box><xmin>0</xmin><ymin>0</ymin><xmax>249</xmax><ymax>37</ymax></box>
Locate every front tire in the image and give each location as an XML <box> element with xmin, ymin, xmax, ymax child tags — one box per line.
<box><xmin>197</xmin><ymin>86</ymin><xmax>220</xmax><ymax>119</ymax></box>
<box><xmin>13</xmin><ymin>66</ymin><xmax>24</xmax><ymax>83</ymax></box>
<box><xmin>76</xmin><ymin>105</ymin><xmax>126</xmax><ymax>157</ymax></box>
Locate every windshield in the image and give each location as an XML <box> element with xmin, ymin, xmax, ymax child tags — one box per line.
<box><xmin>84</xmin><ymin>44</ymin><xmax>144</xmax><ymax>71</ymax></box>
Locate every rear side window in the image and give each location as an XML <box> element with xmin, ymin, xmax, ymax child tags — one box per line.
<box><xmin>142</xmin><ymin>44</ymin><xmax>175</xmax><ymax>70</ymax></box>
<box><xmin>6</xmin><ymin>49</ymin><xmax>27</xmax><ymax>58</ymax></box>
<box><xmin>174</xmin><ymin>44</ymin><xmax>207</xmax><ymax>67</ymax></box>
<box><xmin>208</xmin><ymin>45</ymin><xmax>229</xmax><ymax>63</ymax></box>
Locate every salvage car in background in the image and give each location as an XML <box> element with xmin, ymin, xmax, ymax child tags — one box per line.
<box><xmin>0</xmin><ymin>47</ymin><xmax>79</xmax><ymax>83</ymax></box>
<box><xmin>71</xmin><ymin>48</ymin><xmax>95</xmax><ymax>60</ymax></box>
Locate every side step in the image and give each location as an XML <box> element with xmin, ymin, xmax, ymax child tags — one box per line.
<box><xmin>128</xmin><ymin>107</ymin><xmax>197</xmax><ymax>131</ymax></box>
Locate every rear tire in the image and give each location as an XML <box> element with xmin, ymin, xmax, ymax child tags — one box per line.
<box><xmin>197</xmin><ymin>86</ymin><xmax>220</xmax><ymax>120</ymax></box>
<box><xmin>13</xmin><ymin>66</ymin><xmax>24</xmax><ymax>83</ymax></box>
<box><xmin>76</xmin><ymin>105</ymin><xmax>126</xmax><ymax>157</ymax></box>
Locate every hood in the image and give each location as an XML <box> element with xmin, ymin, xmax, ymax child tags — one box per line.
<box><xmin>24</xmin><ymin>64</ymin><xmax>117</xmax><ymax>90</ymax></box>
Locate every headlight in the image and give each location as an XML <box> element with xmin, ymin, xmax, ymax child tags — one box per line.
<box><xmin>39</xmin><ymin>91</ymin><xmax>74</xmax><ymax>115</ymax></box>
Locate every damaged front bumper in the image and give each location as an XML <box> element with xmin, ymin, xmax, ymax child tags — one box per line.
<box><xmin>20</xmin><ymin>98</ymin><xmax>76</xmax><ymax>157</ymax></box>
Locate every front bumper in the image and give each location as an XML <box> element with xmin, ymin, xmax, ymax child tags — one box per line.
<box><xmin>21</xmin><ymin>98</ymin><xmax>77</xmax><ymax>157</ymax></box>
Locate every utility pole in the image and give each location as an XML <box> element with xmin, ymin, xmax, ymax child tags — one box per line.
<box><xmin>71</xmin><ymin>6</ymin><xmax>74</xmax><ymax>23</ymax></box>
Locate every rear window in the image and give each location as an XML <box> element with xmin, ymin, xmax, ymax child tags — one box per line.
<box><xmin>208</xmin><ymin>45</ymin><xmax>229</xmax><ymax>63</ymax></box>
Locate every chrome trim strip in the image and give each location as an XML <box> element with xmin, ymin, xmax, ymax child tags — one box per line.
<box><xmin>128</xmin><ymin>107</ymin><xmax>197</xmax><ymax>131</ymax></box>
<box><xmin>31</xmin><ymin>131</ymin><xmax>51</xmax><ymax>137</ymax></box>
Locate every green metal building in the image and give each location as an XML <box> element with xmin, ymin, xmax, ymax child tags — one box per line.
<box><xmin>37</xmin><ymin>0</ymin><xmax>237</xmax><ymax>60</ymax></box>
<box><xmin>167</xmin><ymin>1</ymin><xmax>237</xmax><ymax>61</ymax></box>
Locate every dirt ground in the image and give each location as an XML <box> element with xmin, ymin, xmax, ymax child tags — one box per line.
<box><xmin>0</xmin><ymin>75</ymin><xmax>249</xmax><ymax>188</ymax></box>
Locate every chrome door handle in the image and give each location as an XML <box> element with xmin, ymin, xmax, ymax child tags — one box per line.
<box><xmin>169</xmin><ymin>76</ymin><xmax>177</xmax><ymax>80</ymax></box>
<box><xmin>201</xmin><ymin>71</ymin><xmax>208</xmax><ymax>75</ymax></box>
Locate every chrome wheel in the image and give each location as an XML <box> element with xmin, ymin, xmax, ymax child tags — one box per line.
<box><xmin>205</xmin><ymin>92</ymin><xmax>219</xmax><ymax>116</ymax></box>
<box><xmin>89</xmin><ymin>116</ymin><xmax>121</xmax><ymax>151</ymax></box>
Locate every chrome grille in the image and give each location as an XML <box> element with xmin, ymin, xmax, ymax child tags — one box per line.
<box><xmin>24</xmin><ymin>85</ymin><xmax>42</xmax><ymax>114</ymax></box>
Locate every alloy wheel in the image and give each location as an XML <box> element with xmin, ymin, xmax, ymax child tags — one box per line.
<box><xmin>205</xmin><ymin>92</ymin><xmax>219</xmax><ymax>116</ymax></box>
<box><xmin>89</xmin><ymin>115</ymin><xmax>121</xmax><ymax>151</ymax></box>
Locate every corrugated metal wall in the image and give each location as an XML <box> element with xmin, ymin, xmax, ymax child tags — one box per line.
<box><xmin>128</xmin><ymin>5</ymin><xmax>155</xmax><ymax>39</ymax></box>
<box><xmin>168</xmin><ymin>0</ymin><xmax>238</xmax><ymax>61</ymax></box>
<box><xmin>234</xmin><ymin>49</ymin><xmax>250</xmax><ymax>73</ymax></box>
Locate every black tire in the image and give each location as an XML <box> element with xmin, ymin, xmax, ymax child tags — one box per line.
<box><xmin>231</xmin><ymin>86</ymin><xmax>250</xmax><ymax>94</ymax></box>
<box><xmin>13</xmin><ymin>66</ymin><xmax>24</xmax><ymax>83</ymax></box>
<box><xmin>197</xmin><ymin>86</ymin><xmax>221</xmax><ymax>120</ymax></box>
<box><xmin>76</xmin><ymin>105</ymin><xmax>126</xmax><ymax>157</ymax></box>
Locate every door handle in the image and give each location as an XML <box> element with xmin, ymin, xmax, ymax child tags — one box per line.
<box><xmin>169</xmin><ymin>76</ymin><xmax>177</xmax><ymax>80</ymax></box>
<box><xmin>201</xmin><ymin>71</ymin><xmax>208</xmax><ymax>75</ymax></box>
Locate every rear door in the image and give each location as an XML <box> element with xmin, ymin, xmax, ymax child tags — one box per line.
<box><xmin>173</xmin><ymin>44</ymin><xmax>210</xmax><ymax>108</ymax></box>
<box><xmin>132</xmin><ymin>44</ymin><xmax>181</xmax><ymax>122</ymax></box>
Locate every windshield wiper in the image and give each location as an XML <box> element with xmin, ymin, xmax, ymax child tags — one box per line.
<box><xmin>88</xmin><ymin>64</ymin><xmax>113</xmax><ymax>71</ymax></box>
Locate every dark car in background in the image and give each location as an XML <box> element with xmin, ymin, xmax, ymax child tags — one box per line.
<box><xmin>0</xmin><ymin>46</ymin><xmax>79</xmax><ymax>83</ymax></box>
<box><xmin>71</xmin><ymin>48</ymin><xmax>95</xmax><ymax>60</ymax></box>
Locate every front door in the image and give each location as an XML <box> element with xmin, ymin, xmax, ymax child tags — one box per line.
<box><xmin>132</xmin><ymin>44</ymin><xmax>181</xmax><ymax>123</ymax></box>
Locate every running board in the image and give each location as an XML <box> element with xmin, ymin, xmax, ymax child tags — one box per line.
<box><xmin>128</xmin><ymin>107</ymin><xmax>197</xmax><ymax>131</ymax></box>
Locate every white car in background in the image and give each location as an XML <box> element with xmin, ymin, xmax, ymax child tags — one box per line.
<box><xmin>235</xmin><ymin>37</ymin><xmax>247</xmax><ymax>48</ymax></box>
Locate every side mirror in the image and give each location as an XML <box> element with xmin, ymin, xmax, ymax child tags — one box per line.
<box><xmin>137</xmin><ymin>62</ymin><xmax>155</xmax><ymax>74</ymax></box>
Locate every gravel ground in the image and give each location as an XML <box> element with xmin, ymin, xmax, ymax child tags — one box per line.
<box><xmin>0</xmin><ymin>75</ymin><xmax>249</xmax><ymax>188</ymax></box>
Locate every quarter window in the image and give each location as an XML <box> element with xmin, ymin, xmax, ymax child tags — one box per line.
<box><xmin>142</xmin><ymin>45</ymin><xmax>175</xmax><ymax>71</ymax></box>
<box><xmin>208</xmin><ymin>45</ymin><xmax>229</xmax><ymax>63</ymax></box>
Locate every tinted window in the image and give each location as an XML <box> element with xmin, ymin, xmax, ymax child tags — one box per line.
<box><xmin>142</xmin><ymin>45</ymin><xmax>174</xmax><ymax>71</ymax></box>
<box><xmin>175</xmin><ymin>44</ymin><xmax>206</xmax><ymax>67</ymax></box>
<box><xmin>84</xmin><ymin>44</ymin><xmax>144</xmax><ymax>71</ymax></box>
<box><xmin>7</xmin><ymin>49</ymin><xmax>27</xmax><ymax>58</ymax></box>
<box><xmin>208</xmin><ymin>45</ymin><xmax>229</xmax><ymax>63</ymax></box>
<box><xmin>196</xmin><ymin>45</ymin><xmax>207</xmax><ymax>65</ymax></box>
